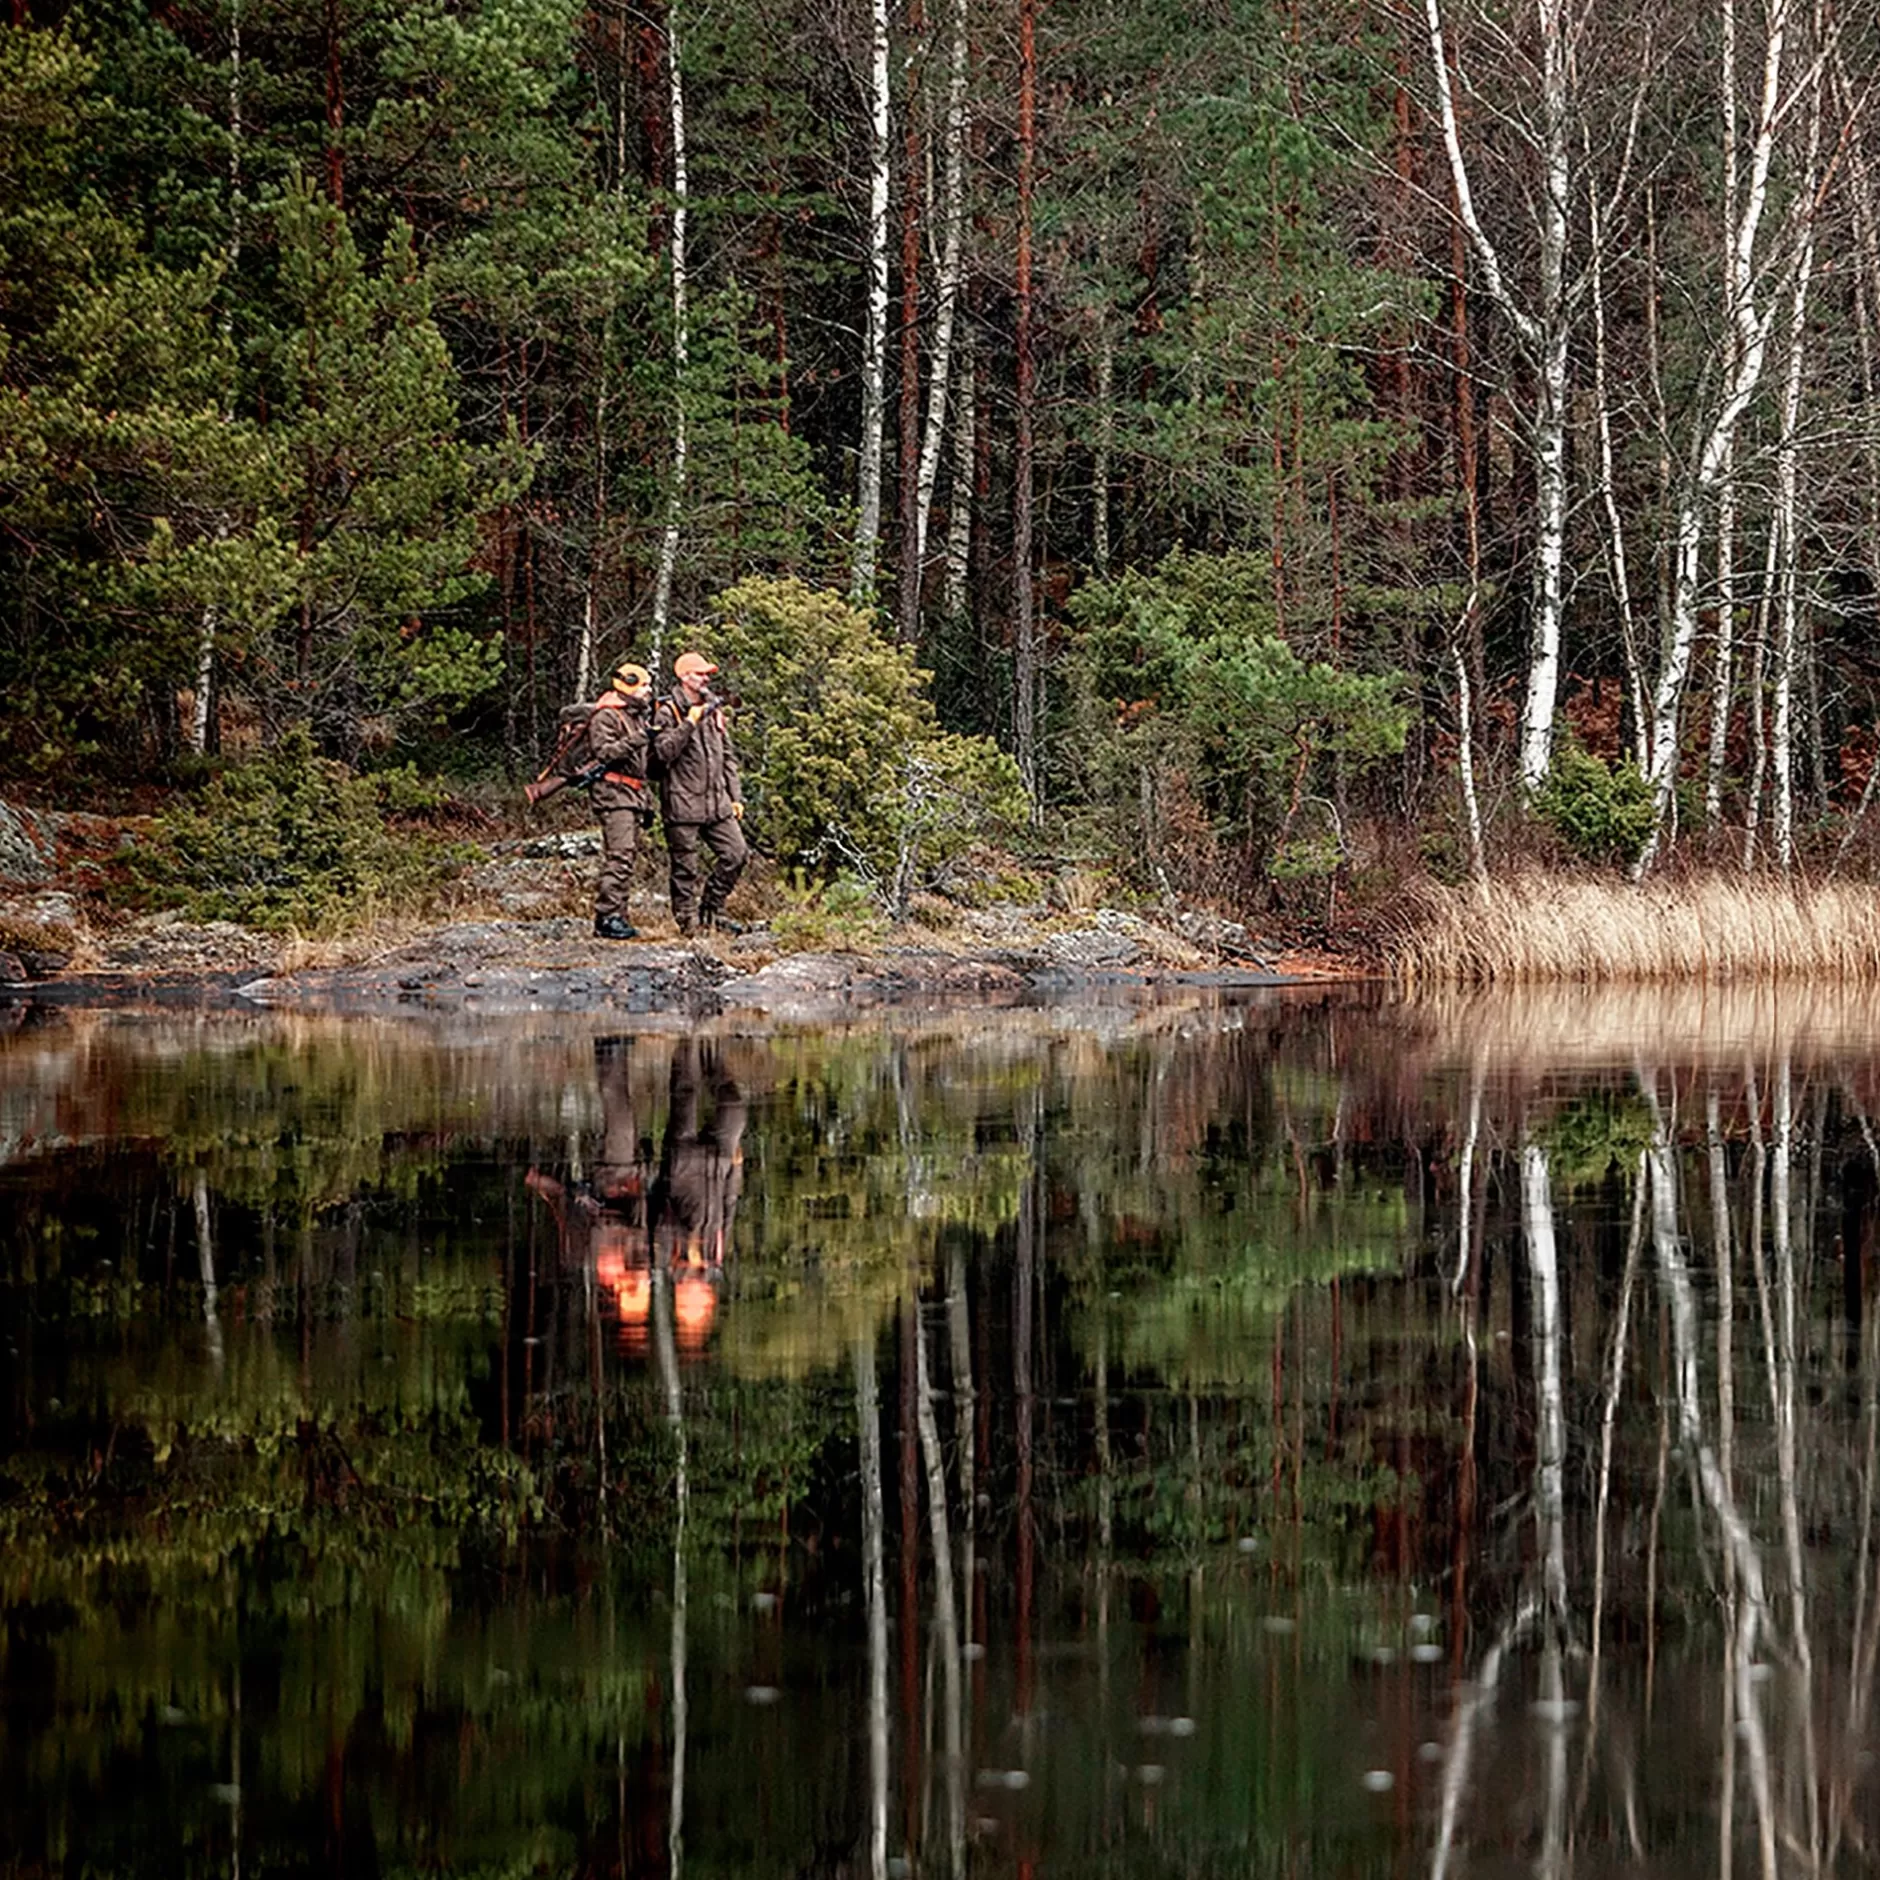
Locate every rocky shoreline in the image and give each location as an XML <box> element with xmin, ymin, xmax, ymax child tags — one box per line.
<box><xmin>2</xmin><ymin>913</ymin><xmax>1330</xmax><ymax>1019</ymax></box>
<box><xmin>0</xmin><ymin>800</ymin><xmax>1362</xmax><ymax>1018</ymax></box>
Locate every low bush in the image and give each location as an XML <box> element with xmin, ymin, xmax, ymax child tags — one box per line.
<box><xmin>128</xmin><ymin>727</ymin><xmax>471</xmax><ymax>931</ymax></box>
<box><xmin>768</xmin><ymin>872</ymin><xmax>890</xmax><ymax>952</ymax></box>
<box><xmin>1534</xmin><ymin>743</ymin><xmax>1655</xmax><ymax>866</ymax></box>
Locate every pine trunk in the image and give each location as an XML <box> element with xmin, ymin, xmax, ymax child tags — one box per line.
<box><xmin>1012</xmin><ymin>0</ymin><xmax>1038</xmax><ymax>800</ymax></box>
<box><xmin>323</xmin><ymin>0</ymin><xmax>344</xmax><ymax>205</ymax></box>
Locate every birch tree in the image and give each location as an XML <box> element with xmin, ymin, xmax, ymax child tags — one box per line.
<box><xmin>910</xmin><ymin>0</ymin><xmax>969</xmax><ymax>601</ymax></box>
<box><xmin>1707</xmin><ymin>0</ymin><xmax>1744</xmax><ymax>826</ymax></box>
<box><xmin>1772</xmin><ymin>74</ymin><xmax>1822</xmax><ymax>873</ymax></box>
<box><xmin>190</xmin><ymin>0</ymin><xmax>243</xmax><ymax>756</ymax></box>
<box><xmin>650</xmin><ymin>0</ymin><xmax>690</xmax><ymax>659</ymax></box>
<box><xmin>1636</xmin><ymin>0</ymin><xmax>1811</xmax><ymax>874</ymax></box>
<box><xmin>1422</xmin><ymin>0</ymin><xmax>1574</xmax><ymax>796</ymax></box>
<box><xmin>849</xmin><ymin>0</ymin><xmax>891</xmax><ymax>602</ymax></box>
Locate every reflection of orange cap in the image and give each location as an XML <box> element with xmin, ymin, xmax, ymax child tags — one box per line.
<box><xmin>596</xmin><ymin>1248</ymin><xmax>652</xmax><ymax>1324</ymax></box>
<box><xmin>616</xmin><ymin>1267</ymin><xmax>652</xmax><ymax>1325</ymax></box>
<box><xmin>674</xmin><ymin>1274</ymin><xmax>718</xmax><ymax>1349</ymax></box>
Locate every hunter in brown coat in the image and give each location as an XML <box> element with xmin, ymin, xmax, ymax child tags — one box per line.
<box><xmin>590</xmin><ymin>661</ymin><xmax>655</xmax><ymax>939</ymax></box>
<box><xmin>651</xmin><ymin>650</ymin><xmax>747</xmax><ymax>935</ymax></box>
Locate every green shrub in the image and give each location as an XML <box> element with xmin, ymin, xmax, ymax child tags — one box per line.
<box><xmin>768</xmin><ymin>872</ymin><xmax>889</xmax><ymax>952</ymax></box>
<box><xmin>1535</xmin><ymin>743</ymin><xmax>1655</xmax><ymax>865</ymax></box>
<box><xmin>1061</xmin><ymin>550</ymin><xmax>1409</xmax><ymax>894</ymax></box>
<box><xmin>698</xmin><ymin>576</ymin><xmax>1030</xmax><ymax>906</ymax></box>
<box><xmin>129</xmin><ymin>727</ymin><xmax>470</xmax><ymax>931</ymax></box>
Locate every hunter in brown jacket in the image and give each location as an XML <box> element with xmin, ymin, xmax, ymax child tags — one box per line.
<box><xmin>651</xmin><ymin>650</ymin><xmax>747</xmax><ymax>935</ymax></box>
<box><xmin>590</xmin><ymin>661</ymin><xmax>654</xmax><ymax>939</ymax></box>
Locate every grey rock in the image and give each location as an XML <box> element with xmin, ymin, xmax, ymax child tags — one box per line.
<box><xmin>0</xmin><ymin>802</ymin><xmax>54</xmax><ymax>884</ymax></box>
<box><xmin>1038</xmin><ymin>926</ymin><xmax>1140</xmax><ymax>968</ymax></box>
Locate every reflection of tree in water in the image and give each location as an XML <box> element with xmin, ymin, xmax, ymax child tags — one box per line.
<box><xmin>12</xmin><ymin>1001</ymin><xmax>1880</xmax><ymax>1874</ymax></box>
<box><xmin>1423</xmin><ymin>1051</ymin><xmax>1880</xmax><ymax>1880</ymax></box>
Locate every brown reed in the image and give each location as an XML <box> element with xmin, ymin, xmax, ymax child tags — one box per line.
<box><xmin>1390</xmin><ymin>872</ymin><xmax>1880</xmax><ymax>986</ymax></box>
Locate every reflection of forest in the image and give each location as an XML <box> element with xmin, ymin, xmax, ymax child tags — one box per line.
<box><xmin>3</xmin><ymin>992</ymin><xmax>1880</xmax><ymax>1875</ymax></box>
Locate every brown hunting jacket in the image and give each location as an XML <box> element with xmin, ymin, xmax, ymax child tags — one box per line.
<box><xmin>651</xmin><ymin>686</ymin><xmax>742</xmax><ymax>825</ymax></box>
<box><xmin>588</xmin><ymin>691</ymin><xmax>652</xmax><ymax>815</ymax></box>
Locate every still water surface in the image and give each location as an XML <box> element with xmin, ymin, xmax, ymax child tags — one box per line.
<box><xmin>5</xmin><ymin>985</ymin><xmax>1880</xmax><ymax>1877</ymax></box>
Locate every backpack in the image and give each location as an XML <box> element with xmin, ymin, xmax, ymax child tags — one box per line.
<box><xmin>526</xmin><ymin>697</ymin><xmax>644</xmax><ymax>806</ymax></box>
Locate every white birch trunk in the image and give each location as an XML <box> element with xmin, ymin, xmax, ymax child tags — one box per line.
<box><xmin>911</xmin><ymin>0</ymin><xmax>968</xmax><ymax>581</ymax></box>
<box><xmin>1772</xmin><ymin>359</ymin><xmax>1802</xmax><ymax>877</ymax></box>
<box><xmin>944</xmin><ymin>312</ymin><xmax>975</xmax><ymax>618</ymax></box>
<box><xmin>577</xmin><ymin>380</ymin><xmax>604</xmax><ymax>702</ymax></box>
<box><xmin>192</xmin><ymin>0</ymin><xmax>244</xmax><ymax>757</ymax></box>
<box><xmin>1422</xmin><ymin>0</ymin><xmax>1570</xmax><ymax>796</ymax></box>
<box><xmin>1706</xmin><ymin>0</ymin><xmax>1742</xmax><ymax>825</ymax></box>
<box><xmin>1708</xmin><ymin>446</ymin><xmax>1738</xmax><ymax>821</ymax></box>
<box><xmin>1742</xmin><ymin>525</ymin><xmax>1778</xmax><ymax>866</ymax></box>
<box><xmin>850</xmin><ymin>0</ymin><xmax>892</xmax><ymax>603</ymax></box>
<box><xmin>1588</xmin><ymin>183</ymin><xmax>1647</xmax><ymax>770</ymax></box>
<box><xmin>191</xmin><ymin>609</ymin><xmax>218</xmax><ymax>755</ymax></box>
<box><xmin>577</xmin><ymin>580</ymin><xmax>598</xmax><ymax>704</ymax></box>
<box><xmin>1453</xmin><ymin>609</ymin><xmax>1488</xmax><ymax>887</ymax></box>
<box><xmin>1636</xmin><ymin>0</ymin><xmax>1800</xmax><ymax>875</ymax></box>
<box><xmin>1527</xmin><ymin>0</ymin><xmax>1572</xmax><ymax>798</ymax></box>
<box><xmin>1772</xmin><ymin>81</ymin><xmax>1821</xmax><ymax>873</ymax></box>
<box><xmin>650</xmin><ymin>0</ymin><xmax>690</xmax><ymax>662</ymax></box>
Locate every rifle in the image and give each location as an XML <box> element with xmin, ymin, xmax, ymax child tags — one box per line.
<box><xmin>524</xmin><ymin>760</ymin><xmax>608</xmax><ymax>808</ymax></box>
<box><xmin>525</xmin><ymin>696</ymin><xmax>652</xmax><ymax>808</ymax></box>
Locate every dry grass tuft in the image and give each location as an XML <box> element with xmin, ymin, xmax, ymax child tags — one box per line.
<box><xmin>1392</xmin><ymin>872</ymin><xmax>1880</xmax><ymax>986</ymax></box>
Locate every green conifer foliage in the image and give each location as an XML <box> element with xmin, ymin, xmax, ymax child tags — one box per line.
<box><xmin>257</xmin><ymin>179</ymin><xmax>524</xmax><ymax>751</ymax></box>
<box><xmin>0</xmin><ymin>27</ymin><xmax>281</xmax><ymax>766</ymax></box>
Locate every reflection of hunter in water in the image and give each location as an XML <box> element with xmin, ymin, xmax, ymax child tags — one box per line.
<box><xmin>525</xmin><ymin>1036</ymin><xmax>655</xmax><ymax>1352</ymax></box>
<box><xmin>651</xmin><ymin>1038</ymin><xmax>746</xmax><ymax>1351</ymax></box>
<box><xmin>524</xmin><ymin>1035</ymin><xmax>744</xmax><ymax>1354</ymax></box>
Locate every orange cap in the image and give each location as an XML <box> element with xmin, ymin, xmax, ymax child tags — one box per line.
<box><xmin>673</xmin><ymin>651</ymin><xmax>718</xmax><ymax>680</ymax></box>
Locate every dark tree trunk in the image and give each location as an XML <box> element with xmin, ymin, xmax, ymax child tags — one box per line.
<box><xmin>323</xmin><ymin>0</ymin><xmax>344</xmax><ymax>205</ymax></box>
<box><xmin>1012</xmin><ymin>0</ymin><xmax>1038</xmax><ymax>796</ymax></box>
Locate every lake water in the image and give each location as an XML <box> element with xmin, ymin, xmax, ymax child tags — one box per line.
<box><xmin>5</xmin><ymin>983</ymin><xmax>1880</xmax><ymax>1877</ymax></box>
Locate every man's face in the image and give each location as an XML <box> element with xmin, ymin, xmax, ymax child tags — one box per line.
<box><xmin>680</xmin><ymin>670</ymin><xmax>709</xmax><ymax>703</ymax></box>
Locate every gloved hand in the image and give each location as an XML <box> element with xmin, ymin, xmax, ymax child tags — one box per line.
<box><xmin>687</xmin><ymin>702</ymin><xmax>707</xmax><ymax>725</ymax></box>
<box><xmin>732</xmin><ymin>802</ymin><xmax>745</xmax><ymax>820</ymax></box>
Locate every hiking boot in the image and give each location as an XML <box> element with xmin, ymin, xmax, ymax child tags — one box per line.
<box><xmin>594</xmin><ymin>915</ymin><xmax>639</xmax><ymax>941</ymax></box>
<box><xmin>703</xmin><ymin>912</ymin><xmax>749</xmax><ymax>936</ymax></box>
